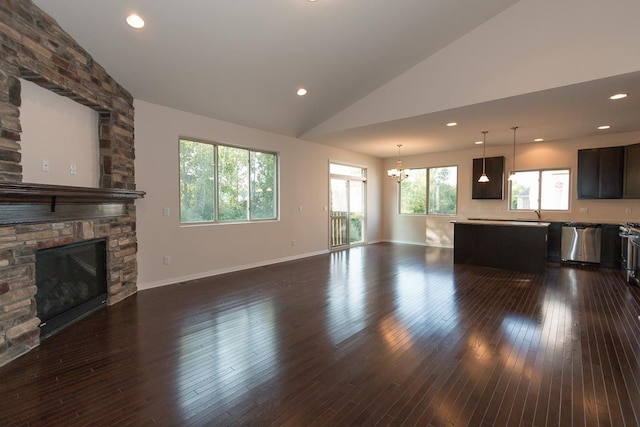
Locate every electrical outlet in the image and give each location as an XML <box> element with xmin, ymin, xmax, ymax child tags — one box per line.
<box><xmin>626</xmin><ymin>208</ymin><xmax>632</xmax><ymax>214</ymax></box>
<box><xmin>42</xmin><ymin>159</ymin><xmax>50</xmax><ymax>172</ymax></box>
<box><xmin>162</xmin><ymin>256</ymin><xmax>170</xmax><ymax>265</ymax></box>
<box><xmin>70</xmin><ymin>163</ymin><xmax>77</xmax><ymax>175</ymax></box>
<box><xmin>162</xmin><ymin>207</ymin><xmax>170</xmax><ymax>216</ymax></box>
<box><xmin>291</xmin><ymin>240</ymin><xmax>296</xmax><ymax>246</ymax></box>
<box><xmin>580</xmin><ymin>207</ymin><xmax>588</xmax><ymax>213</ymax></box>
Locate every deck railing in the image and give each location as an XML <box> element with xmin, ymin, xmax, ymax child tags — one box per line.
<box><xmin>330</xmin><ymin>211</ymin><xmax>363</xmax><ymax>247</ymax></box>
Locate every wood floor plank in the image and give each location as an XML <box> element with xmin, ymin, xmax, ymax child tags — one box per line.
<box><xmin>1</xmin><ymin>243</ymin><xmax>639</xmax><ymax>426</ymax></box>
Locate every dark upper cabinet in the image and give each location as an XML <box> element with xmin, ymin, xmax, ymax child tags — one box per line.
<box><xmin>624</xmin><ymin>143</ymin><xmax>640</xmax><ymax>198</ymax></box>
<box><xmin>472</xmin><ymin>156</ymin><xmax>504</xmax><ymax>199</ymax></box>
<box><xmin>577</xmin><ymin>147</ymin><xmax>624</xmax><ymax>199</ymax></box>
<box><xmin>577</xmin><ymin>149</ymin><xmax>600</xmax><ymax>199</ymax></box>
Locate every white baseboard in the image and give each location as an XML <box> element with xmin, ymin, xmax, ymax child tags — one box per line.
<box><xmin>380</xmin><ymin>239</ymin><xmax>453</xmax><ymax>249</ymax></box>
<box><xmin>138</xmin><ymin>249</ymin><xmax>329</xmax><ymax>290</ymax></box>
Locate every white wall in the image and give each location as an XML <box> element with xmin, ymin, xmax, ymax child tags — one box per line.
<box><xmin>134</xmin><ymin>100</ymin><xmax>382</xmax><ymax>289</ymax></box>
<box><xmin>19</xmin><ymin>79</ymin><xmax>99</xmax><ymax>187</ymax></box>
<box><xmin>383</xmin><ymin>131</ymin><xmax>640</xmax><ymax>247</ymax></box>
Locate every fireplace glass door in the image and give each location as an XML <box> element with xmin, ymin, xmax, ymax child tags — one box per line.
<box><xmin>35</xmin><ymin>238</ymin><xmax>108</xmax><ymax>338</ymax></box>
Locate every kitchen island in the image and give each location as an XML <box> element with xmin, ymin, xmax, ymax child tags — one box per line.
<box><xmin>453</xmin><ymin>219</ymin><xmax>550</xmax><ymax>274</ymax></box>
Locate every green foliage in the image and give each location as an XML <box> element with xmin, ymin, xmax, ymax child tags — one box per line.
<box><xmin>428</xmin><ymin>166</ymin><xmax>457</xmax><ymax>215</ymax></box>
<box><xmin>400</xmin><ymin>169</ymin><xmax>427</xmax><ymax>214</ymax></box>
<box><xmin>218</xmin><ymin>145</ymin><xmax>249</xmax><ymax>221</ymax></box>
<box><xmin>250</xmin><ymin>151</ymin><xmax>277</xmax><ymax>219</ymax></box>
<box><xmin>179</xmin><ymin>140</ymin><xmax>215</xmax><ymax>222</ymax></box>
<box><xmin>400</xmin><ymin>166</ymin><xmax>457</xmax><ymax>215</ymax></box>
<box><xmin>349</xmin><ymin>215</ymin><xmax>363</xmax><ymax>243</ymax></box>
<box><xmin>179</xmin><ymin>139</ymin><xmax>277</xmax><ymax>223</ymax></box>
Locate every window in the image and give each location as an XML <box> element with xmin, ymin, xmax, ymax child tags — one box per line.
<box><xmin>400</xmin><ymin>166</ymin><xmax>457</xmax><ymax>215</ymax></box>
<box><xmin>400</xmin><ymin>169</ymin><xmax>426</xmax><ymax>214</ymax></box>
<box><xmin>179</xmin><ymin>138</ymin><xmax>278</xmax><ymax>223</ymax></box>
<box><xmin>428</xmin><ymin>166</ymin><xmax>457</xmax><ymax>215</ymax></box>
<box><xmin>509</xmin><ymin>169</ymin><xmax>570</xmax><ymax>211</ymax></box>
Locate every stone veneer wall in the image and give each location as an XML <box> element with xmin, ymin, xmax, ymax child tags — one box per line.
<box><xmin>0</xmin><ymin>1</ymin><xmax>139</xmax><ymax>365</ymax></box>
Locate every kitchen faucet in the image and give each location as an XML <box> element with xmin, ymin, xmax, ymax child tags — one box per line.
<box><xmin>534</xmin><ymin>209</ymin><xmax>541</xmax><ymax>219</ymax></box>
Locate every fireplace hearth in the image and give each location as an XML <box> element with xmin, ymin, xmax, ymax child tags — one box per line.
<box><xmin>36</xmin><ymin>238</ymin><xmax>108</xmax><ymax>339</ymax></box>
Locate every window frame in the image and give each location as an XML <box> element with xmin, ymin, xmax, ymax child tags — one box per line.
<box><xmin>427</xmin><ymin>165</ymin><xmax>458</xmax><ymax>216</ymax></box>
<box><xmin>179</xmin><ymin>137</ymin><xmax>279</xmax><ymax>225</ymax></box>
<box><xmin>399</xmin><ymin>165</ymin><xmax>458</xmax><ymax>216</ymax></box>
<box><xmin>508</xmin><ymin>168</ymin><xmax>571</xmax><ymax>212</ymax></box>
<box><xmin>399</xmin><ymin>167</ymin><xmax>427</xmax><ymax>215</ymax></box>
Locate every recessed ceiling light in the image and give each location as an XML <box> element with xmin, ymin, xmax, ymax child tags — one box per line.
<box><xmin>598</xmin><ymin>125</ymin><xmax>611</xmax><ymax>130</ymax></box>
<box><xmin>296</xmin><ymin>88</ymin><xmax>307</xmax><ymax>96</ymax></box>
<box><xmin>126</xmin><ymin>14</ymin><xmax>145</xmax><ymax>29</ymax></box>
<box><xmin>610</xmin><ymin>93</ymin><xmax>628</xmax><ymax>100</ymax></box>
<box><xmin>534</xmin><ymin>138</ymin><xmax>544</xmax><ymax>142</ymax></box>
<box><xmin>474</xmin><ymin>140</ymin><xmax>483</xmax><ymax>145</ymax></box>
<box><xmin>446</xmin><ymin>122</ymin><xmax>457</xmax><ymax>127</ymax></box>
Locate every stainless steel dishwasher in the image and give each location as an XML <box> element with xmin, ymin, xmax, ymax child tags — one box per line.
<box><xmin>561</xmin><ymin>223</ymin><xmax>601</xmax><ymax>263</ymax></box>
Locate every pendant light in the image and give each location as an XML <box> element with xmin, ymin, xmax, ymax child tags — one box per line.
<box><xmin>508</xmin><ymin>126</ymin><xmax>518</xmax><ymax>181</ymax></box>
<box><xmin>478</xmin><ymin>131</ymin><xmax>489</xmax><ymax>183</ymax></box>
<box><xmin>387</xmin><ymin>144</ymin><xmax>410</xmax><ymax>182</ymax></box>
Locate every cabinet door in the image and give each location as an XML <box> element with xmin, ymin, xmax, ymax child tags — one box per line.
<box><xmin>546</xmin><ymin>222</ymin><xmax>563</xmax><ymax>262</ymax></box>
<box><xmin>600</xmin><ymin>224</ymin><xmax>622</xmax><ymax>268</ymax></box>
<box><xmin>577</xmin><ymin>147</ymin><xmax>623</xmax><ymax>199</ymax></box>
<box><xmin>599</xmin><ymin>146</ymin><xmax>624</xmax><ymax>198</ymax></box>
<box><xmin>577</xmin><ymin>149</ymin><xmax>600</xmax><ymax>199</ymax></box>
<box><xmin>624</xmin><ymin>143</ymin><xmax>640</xmax><ymax>198</ymax></box>
<box><xmin>472</xmin><ymin>156</ymin><xmax>504</xmax><ymax>199</ymax></box>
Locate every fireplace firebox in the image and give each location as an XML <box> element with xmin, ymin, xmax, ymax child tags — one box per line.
<box><xmin>35</xmin><ymin>238</ymin><xmax>108</xmax><ymax>339</ymax></box>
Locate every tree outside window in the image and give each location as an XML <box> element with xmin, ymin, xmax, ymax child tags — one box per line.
<box><xmin>179</xmin><ymin>138</ymin><xmax>278</xmax><ymax>223</ymax></box>
<box><xmin>428</xmin><ymin>166</ymin><xmax>457</xmax><ymax>215</ymax></box>
<box><xmin>179</xmin><ymin>139</ymin><xmax>215</xmax><ymax>222</ymax></box>
<box><xmin>400</xmin><ymin>166</ymin><xmax>457</xmax><ymax>215</ymax></box>
<box><xmin>400</xmin><ymin>169</ymin><xmax>426</xmax><ymax>214</ymax></box>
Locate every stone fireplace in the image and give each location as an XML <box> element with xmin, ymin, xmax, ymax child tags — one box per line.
<box><xmin>0</xmin><ymin>1</ymin><xmax>144</xmax><ymax>365</ymax></box>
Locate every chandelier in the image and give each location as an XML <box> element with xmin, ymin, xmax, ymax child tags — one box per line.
<box><xmin>387</xmin><ymin>144</ymin><xmax>409</xmax><ymax>182</ymax></box>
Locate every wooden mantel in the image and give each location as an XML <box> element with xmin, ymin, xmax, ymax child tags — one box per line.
<box><xmin>0</xmin><ymin>182</ymin><xmax>146</xmax><ymax>225</ymax></box>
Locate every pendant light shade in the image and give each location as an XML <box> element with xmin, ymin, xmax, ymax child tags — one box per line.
<box><xmin>478</xmin><ymin>131</ymin><xmax>489</xmax><ymax>183</ymax></box>
<box><xmin>508</xmin><ymin>126</ymin><xmax>518</xmax><ymax>181</ymax></box>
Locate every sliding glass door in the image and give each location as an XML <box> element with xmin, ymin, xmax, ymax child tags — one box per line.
<box><xmin>329</xmin><ymin>163</ymin><xmax>366</xmax><ymax>249</ymax></box>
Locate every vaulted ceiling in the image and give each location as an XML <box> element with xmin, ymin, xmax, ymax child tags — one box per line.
<box><xmin>33</xmin><ymin>0</ymin><xmax>640</xmax><ymax>158</ymax></box>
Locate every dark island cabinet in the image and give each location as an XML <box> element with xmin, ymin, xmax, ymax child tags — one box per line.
<box><xmin>454</xmin><ymin>221</ymin><xmax>548</xmax><ymax>274</ymax></box>
<box><xmin>600</xmin><ymin>224</ymin><xmax>622</xmax><ymax>268</ymax></box>
<box><xmin>577</xmin><ymin>147</ymin><xmax>624</xmax><ymax>199</ymax></box>
<box><xmin>472</xmin><ymin>156</ymin><xmax>504</xmax><ymax>199</ymax></box>
<box><xmin>624</xmin><ymin>143</ymin><xmax>640</xmax><ymax>198</ymax></box>
<box><xmin>546</xmin><ymin>222</ymin><xmax>563</xmax><ymax>262</ymax></box>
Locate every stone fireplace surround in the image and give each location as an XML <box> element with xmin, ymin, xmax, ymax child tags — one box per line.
<box><xmin>0</xmin><ymin>1</ymin><xmax>144</xmax><ymax>366</ymax></box>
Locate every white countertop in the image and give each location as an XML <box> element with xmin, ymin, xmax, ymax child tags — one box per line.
<box><xmin>453</xmin><ymin>219</ymin><xmax>551</xmax><ymax>228</ymax></box>
<box><xmin>467</xmin><ymin>217</ymin><xmax>629</xmax><ymax>226</ymax></box>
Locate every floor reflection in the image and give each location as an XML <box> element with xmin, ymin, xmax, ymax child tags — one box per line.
<box><xmin>326</xmin><ymin>250</ymin><xmax>367</xmax><ymax>345</ymax></box>
<box><xmin>394</xmin><ymin>267</ymin><xmax>459</xmax><ymax>335</ymax></box>
<box><xmin>175</xmin><ymin>298</ymin><xmax>277</xmax><ymax>418</ymax></box>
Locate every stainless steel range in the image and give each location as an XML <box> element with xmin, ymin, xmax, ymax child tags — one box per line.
<box><xmin>619</xmin><ymin>222</ymin><xmax>640</xmax><ymax>285</ymax></box>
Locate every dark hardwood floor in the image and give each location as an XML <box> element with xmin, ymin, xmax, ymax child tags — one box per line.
<box><xmin>1</xmin><ymin>243</ymin><xmax>639</xmax><ymax>426</ymax></box>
